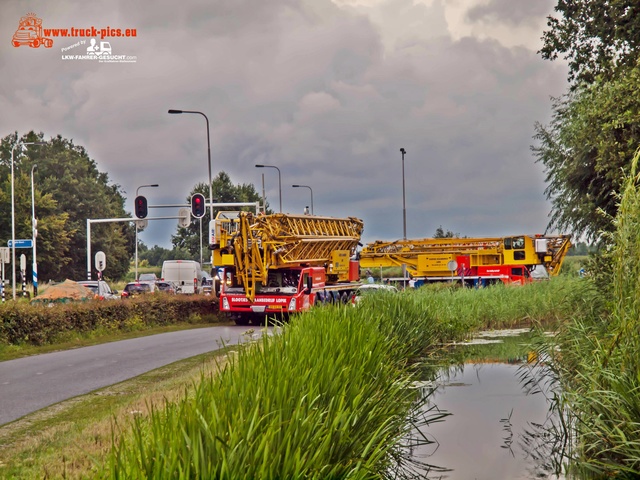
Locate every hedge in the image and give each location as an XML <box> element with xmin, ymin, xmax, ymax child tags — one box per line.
<box><xmin>0</xmin><ymin>295</ymin><xmax>221</xmax><ymax>346</ymax></box>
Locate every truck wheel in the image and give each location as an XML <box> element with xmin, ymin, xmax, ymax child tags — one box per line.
<box><xmin>31</xmin><ymin>39</ymin><xmax>41</xmax><ymax>48</ymax></box>
<box><xmin>44</xmin><ymin>39</ymin><xmax>53</xmax><ymax>48</ymax></box>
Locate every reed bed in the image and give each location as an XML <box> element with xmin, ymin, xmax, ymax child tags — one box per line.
<box><xmin>105</xmin><ymin>307</ymin><xmax>428</xmax><ymax>479</ymax></box>
<box><xmin>103</xmin><ymin>275</ymin><xmax>586</xmax><ymax>479</ymax></box>
<box><xmin>536</xmin><ymin>154</ymin><xmax>640</xmax><ymax>477</ymax></box>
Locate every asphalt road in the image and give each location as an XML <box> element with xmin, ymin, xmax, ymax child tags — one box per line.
<box><xmin>0</xmin><ymin>325</ymin><xmax>262</xmax><ymax>426</ymax></box>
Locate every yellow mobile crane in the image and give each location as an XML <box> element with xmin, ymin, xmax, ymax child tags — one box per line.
<box><xmin>213</xmin><ymin>211</ymin><xmax>364</xmax><ymax>324</ymax></box>
<box><xmin>359</xmin><ymin>234</ymin><xmax>571</xmax><ymax>286</ymax></box>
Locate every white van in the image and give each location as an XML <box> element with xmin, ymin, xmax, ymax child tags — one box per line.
<box><xmin>161</xmin><ymin>260</ymin><xmax>204</xmax><ymax>294</ymax></box>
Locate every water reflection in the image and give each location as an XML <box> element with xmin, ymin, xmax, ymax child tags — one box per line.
<box><xmin>405</xmin><ymin>363</ymin><xmax>565</xmax><ymax>480</ymax></box>
<box><xmin>395</xmin><ymin>327</ymin><xmax>576</xmax><ymax>480</ymax></box>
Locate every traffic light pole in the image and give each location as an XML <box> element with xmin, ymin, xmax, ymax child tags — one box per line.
<box><xmin>85</xmin><ymin>201</ymin><xmax>262</xmax><ymax>280</ymax></box>
<box><xmin>86</xmin><ymin>216</ymin><xmax>181</xmax><ymax>280</ymax></box>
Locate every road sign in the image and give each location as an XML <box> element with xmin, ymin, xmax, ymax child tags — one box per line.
<box><xmin>8</xmin><ymin>239</ymin><xmax>33</xmax><ymax>248</ymax></box>
<box><xmin>0</xmin><ymin>247</ymin><xmax>9</xmax><ymax>264</ymax></box>
<box><xmin>136</xmin><ymin>219</ymin><xmax>148</xmax><ymax>229</ymax></box>
<box><xmin>20</xmin><ymin>254</ymin><xmax>26</xmax><ymax>272</ymax></box>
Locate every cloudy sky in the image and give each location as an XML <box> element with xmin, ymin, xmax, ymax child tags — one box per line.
<box><xmin>1</xmin><ymin>0</ymin><xmax>568</xmax><ymax>250</ymax></box>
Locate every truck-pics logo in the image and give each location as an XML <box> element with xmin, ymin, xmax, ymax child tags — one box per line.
<box><xmin>12</xmin><ymin>13</ymin><xmax>53</xmax><ymax>48</ymax></box>
<box><xmin>12</xmin><ymin>13</ymin><xmax>138</xmax><ymax>63</ymax></box>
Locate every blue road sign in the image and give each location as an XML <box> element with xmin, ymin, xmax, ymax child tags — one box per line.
<box><xmin>8</xmin><ymin>239</ymin><xmax>33</xmax><ymax>248</ymax></box>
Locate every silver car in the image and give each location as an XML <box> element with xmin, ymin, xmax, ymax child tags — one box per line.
<box><xmin>77</xmin><ymin>280</ymin><xmax>119</xmax><ymax>300</ymax></box>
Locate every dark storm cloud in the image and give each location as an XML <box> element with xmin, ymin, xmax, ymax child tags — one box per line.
<box><xmin>1</xmin><ymin>0</ymin><xmax>568</xmax><ymax>248</ymax></box>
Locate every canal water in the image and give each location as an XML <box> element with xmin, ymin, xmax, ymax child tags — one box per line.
<box><xmin>404</xmin><ymin>329</ymin><xmax>568</xmax><ymax>480</ymax></box>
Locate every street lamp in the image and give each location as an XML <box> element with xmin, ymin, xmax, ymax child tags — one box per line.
<box><xmin>168</xmin><ymin>110</ymin><xmax>214</xmax><ymax>220</ymax></box>
<box><xmin>135</xmin><ymin>184</ymin><xmax>159</xmax><ymax>280</ymax></box>
<box><xmin>255</xmin><ymin>164</ymin><xmax>282</xmax><ymax>213</ymax></box>
<box><xmin>292</xmin><ymin>184</ymin><xmax>313</xmax><ymax>215</ymax></box>
<box><xmin>400</xmin><ymin>147</ymin><xmax>407</xmax><ymax>289</ymax></box>
<box><xmin>31</xmin><ymin>165</ymin><xmax>38</xmax><ymax>297</ymax></box>
<box><xmin>400</xmin><ymin>148</ymin><xmax>407</xmax><ymax>240</ymax></box>
<box><xmin>11</xmin><ymin>140</ymin><xmax>45</xmax><ymax>300</ymax></box>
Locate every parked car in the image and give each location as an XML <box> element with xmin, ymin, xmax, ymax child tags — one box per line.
<box><xmin>199</xmin><ymin>271</ymin><xmax>214</xmax><ymax>295</ymax></box>
<box><xmin>138</xmin><ymin>273</ymin><xmax>158</xmax><ymax>283</ymax></box>
<box><xmin>155</xmin><ymin>281</ymin><xmax>176</xmax><ymax>294</ymax></box>
<box><xmin>121</xmin><ymin>281</ymin><xmax>155</xmax><ymax>298</ymax></box>
<box><xmin>76</xmin><ymin>280</ymin><xmax>119</xmax><ymax>300</ymax></box>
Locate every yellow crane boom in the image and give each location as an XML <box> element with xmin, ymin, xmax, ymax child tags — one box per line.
<box><xmin>360</xmin><ymin>234</ymin><xmax>571</xmax><ymax>279</ymax></box>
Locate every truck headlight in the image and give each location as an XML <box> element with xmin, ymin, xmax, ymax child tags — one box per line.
<box><xmin>288</xmin><ymin>298</ymin><xmax>297</xmax><ymax>311</ymax></box>
<box><xmin>222</xmin><ymin>297</ymin><xmax>230</xmax><ymax>310</ymax></box>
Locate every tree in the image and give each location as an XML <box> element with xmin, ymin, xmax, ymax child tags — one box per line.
<box><xmin>171</xmin><ymin>172</ymin><xmax>268</xmax><ymax>261</ymax></box>
<box><xmin>138</xmin><ymin>244</ymin><xmax>193</xmax><ymax>266</ymax></box>
<box><xmin>0</xmin><ymin>132</ymin><xmax>134</xmax><ymax>282</ymax></box>
<box><xmin>541</xmin><ymin>1</ymin><xmax>640</xmax><ymax>86</ymax></box>
<box><xmin>434</xmin><ymin>225</ymin><xmax>457</xmax><ymax>238</ymax></box>
<box><xmin>532</xmin><ymin>66</ymin><xmax>640</xmax><ymax>240</ymax></box>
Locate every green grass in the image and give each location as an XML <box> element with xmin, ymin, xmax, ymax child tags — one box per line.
<box><xmin>104</xmin><ymin>308</ymin><xmax>426</xmax><ymax>478</ymax></box>
<box><xmin>0</xmin><ymin>348</ymin><xmax>238</xmax><ymax>479</ymax></box>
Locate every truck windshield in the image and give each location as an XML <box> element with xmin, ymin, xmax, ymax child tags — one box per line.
<box><xmin>266</xmin><ymin>271</ymin><xmax>299</xmax><ymax>288</ymax></box>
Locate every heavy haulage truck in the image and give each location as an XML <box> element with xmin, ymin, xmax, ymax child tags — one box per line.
<box><xmin>212</xmin><ymin>211</ymin><xmax>364</xmax><ymax>325</ymax></box>
<box><xmin>359</xmin><ymin>234</ymin><xmax>571</xmax><ymax>287</ymax></box>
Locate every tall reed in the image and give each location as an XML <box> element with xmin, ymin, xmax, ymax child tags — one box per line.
<box><xmin>105</xmin><ymin>306</ymin><xmax>431</xmax><ymax>479</ymax></box>
<box><xmin>540</xmin><ymin>152</ymin><xmax>640</xmax><ymax>477</ymax></box>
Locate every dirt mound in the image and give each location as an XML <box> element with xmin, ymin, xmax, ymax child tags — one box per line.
<box><xmin>31</xmin><ymin>280</ymin><xmax>97</xmax><ymax>304</ymax></box>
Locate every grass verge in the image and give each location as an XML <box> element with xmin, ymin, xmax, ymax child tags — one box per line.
<box><xmin>0</xmin><ymin>342</ymin><xmax>245</xmax><ymax>479</ymax></box>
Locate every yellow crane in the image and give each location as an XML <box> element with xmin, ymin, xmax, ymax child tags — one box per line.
<box><xmin>359</xmin><ymin>234</ymin><xmax>571</xmax><ymax>285</ymax></box>
<box><xmin>213</xmin><ymin>211</ymin><xmax>363</xmax><ymax>302</ymax></box>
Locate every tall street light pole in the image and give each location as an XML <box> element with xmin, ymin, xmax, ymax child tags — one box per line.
<box><xmin>11</xmin><ymin>140</ymin><xmax>45</xmax><ymax>300</ymax></box>
<box><xmin>168</xmin><ymin>110</ymin><xmax>214</xmax><ymax>220</ymax></box>
<box><xmin>400</xmin><ymin>147</ymin><xmax>407</xmax><ymax>289</ymax></box>
<box><xmin>135</xmin><ymin>184</ymin><xmax>159</xmax><ymax>280</ymax></box>
<box><xmin>31</xmin><ymin>165</ymin><xmax>38</xmax><ymax>297</ymax></box>
<box><xmin>292</xmin><ymin>184</ymin><xmax>313</xmax><ymax>215</ymax></box>
<box><xmin>400</xmin><ymin>148</ymin><xmax>407</xmax><ymax>240</ymax></box>
<box><xmin>255</xmin><ymin>164</ymin><xmax>282</xmax><ymax>213</ymax></box>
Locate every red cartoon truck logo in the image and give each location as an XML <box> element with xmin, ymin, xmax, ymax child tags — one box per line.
<box><xmin>12</xmin><ymin>13</ymin><xmax>53</xmax><ymax>48</ymax></box>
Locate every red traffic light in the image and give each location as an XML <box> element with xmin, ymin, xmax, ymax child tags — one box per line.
<box><xmin>134</xmin><ymin>195</ymin><xmax>148</xmax><ymax>219</ymax></box>
<box><xmin>191</xmin><ymin>193</ymin><xmax>206</xmax><ymax>218</ymax></box>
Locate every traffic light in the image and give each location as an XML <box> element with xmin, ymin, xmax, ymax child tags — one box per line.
<box><xmin>191</xmin><ymin>193</ymin><xmax>206</xmax><ymax>218</ymax></box>
<box><xmin>134</xmin><ymin>195</ymin><xmax>148</xmax><ymax>219</ymax></box>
